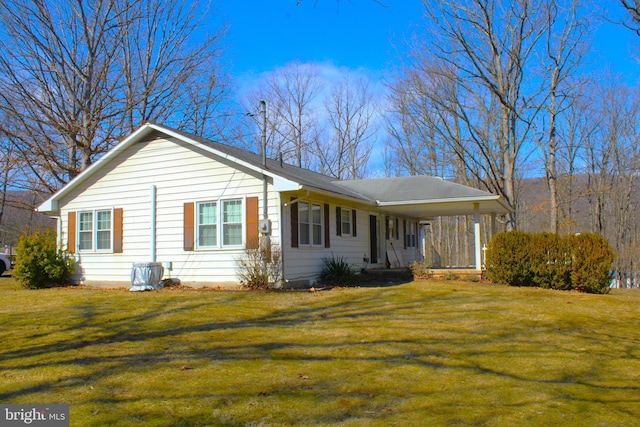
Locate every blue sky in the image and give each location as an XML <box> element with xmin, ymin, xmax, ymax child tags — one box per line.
<box><xmin>216</xmin><ymin>1</ymin><xmax>640</xmax><ymax>84</ymax></box>
<box><xmin>218</xmin><ymin>1</ymin><xmax>424</xmax><ymax>76</ymax></box>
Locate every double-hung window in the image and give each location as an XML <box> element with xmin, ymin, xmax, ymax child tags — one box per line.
<box><xmin>222</xmin><ymin>200</ymin><xmax>242</xmax><ymax>246</ymax></box>
<box><xmin>406</xmin><ymin>221</ymin><xmax>417</xmax><ymax>248</ymax></box>
<box><xmin>341</xmin><ymin>208</ymin><xmax>352</xmax><ymax>236</ymax></box>
<box><xmin>78</xmin><ymin>209</ymin><xmax>112</xmax><ymax>251</ymax></box>
<box><xmin>198</xmin><ymin>202</ymin><xmax>217</xmax><ymax>247</ymax></box>
<box><xmin>299</xmin><ymin>201</ymin><xmax>322</xmax><ymax>246</ymax></box>
<box><xmin>197</xmin><ymin>198</ymin><xmax>243</xmax><ymax>248</ymax></box>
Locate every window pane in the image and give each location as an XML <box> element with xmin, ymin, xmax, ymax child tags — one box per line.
<box><xmin>96</xmin><ymin>211</ymin><xmax>111</xmax><ymax>231</ymax></box>
<box><xmin>199</xmin><ymin>202</ymin><xmax>217</xmax><ymax>224</ymax></box>
<box><xmin>79</xmin><ymin>212</ymin><xmax>93</xmax><ymax>231</ymax></box>
<box><xmin>300</xmin><ymin>223</ymin><xmax>310</xmax><ymax>245</ymax></box>
<box><xmin>341</xmin><ymin>208</ymin><xmax>351</xmax><ymax>235</ymax></box>
<box><xmin>199</xmin><ymin>202</ymin><xmax>217</xmax><ymax>246</ymax></box>
<box><xmin>313</xmin><ymin>224</ymin><xmax>322</xmax><ymax>245</ymax></box>
<box><xmin>224</xmin><ymin>224</ymin><xmax>242</xmax><ymax>245</ymax></box>
<box><xmin>223</xmin><ymin>200</ymin><xmax>241</xmax><ymax>223</ymax></box>
<box><xmin>222</xmin><ymin>200</ymin><xmax>242</xmax><ymax>246</ymax></box>
<box><xmin>299</xmin><ymin>202</ymin><xmax>309</xmax><ymax>224</ymax></box>
<box><xmin>96</xmin><ymin>210</ymin><xmax>111</xmax><ymax>250</ymax></box>
<box><xmin>78</xmin><ymin>212</ymin><xmax>93</xmax><ymax>250</ymax></box>
<box><xmin>199</xmin><ymin>225</ymin><xmax>217</xmax><ymax>246</ymax></box>
<box><xmin>312</xmin><ymin>204</ymin><xmax>322</xmax><ymax>245</ymax></box>
<box><xmin>79</xmin><ymin>232</ymin><xmax>92</xmax><ymax>251</ymax></box>
<box><xmin>97</xmin><ymin>230</ymin><xmax>111</xmax><ymax>250</ymax></box>
<box><xmin>312</xmin><ymin>204</ymin><xmax>321</xmax><ymax>225</ymax></box>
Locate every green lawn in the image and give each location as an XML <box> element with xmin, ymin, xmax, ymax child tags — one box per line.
<box><xmin>0</xmin><ymin>277</ymin><xmax>639</xmax><ymax>426</ymax></box>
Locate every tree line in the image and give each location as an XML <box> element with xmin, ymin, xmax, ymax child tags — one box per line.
<box><xmin>0</xmin><ymin>0</ymin><xmax>639</xmax><ymax>284</ymax></box>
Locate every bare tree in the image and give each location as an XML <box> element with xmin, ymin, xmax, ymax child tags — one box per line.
<box><xmin>620</xmin><ymin>0</ymin><xmax>640</xmax><ymax>35</ymax></box>
<box><xmin>245</xmin><ymin>62</ymin><xmax>324</xmax><ymax>169</ymax></box>
<box><xmin>538</xmin><ymin>0</ymin><xmax>590</xmax><ymax>233</ymax></box>
<box><xmin>0</xmin><ymin>0</ymin><xmax>229</xmax><ymax>192</ymax></box>
<box><xmin>320</xmin><ymin>74</ymin><xmax>377</xmax><ymax>179</ymax></box>
<box><xmin>391</xmin><ymin>0</ymin><xmax>552</xmax><ymax>230</ymax></box>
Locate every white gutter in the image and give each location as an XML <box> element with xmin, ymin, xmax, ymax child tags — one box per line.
<box><xmin>150</xmin><ymin>185</ymin><xmax>157</xmax><ymax>262</ymax></box>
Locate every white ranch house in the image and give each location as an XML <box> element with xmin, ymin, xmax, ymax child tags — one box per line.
<box><xmin>38</xmin><ymin>123</ymin><xmax>512</xmax><ymax>288</ymax></box>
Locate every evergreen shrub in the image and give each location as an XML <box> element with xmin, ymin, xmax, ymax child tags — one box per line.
<box><xmin>568</xmin><ymin>233</ymin><xmax>616</xmax><ymax>294</ymax></box>
<box><xmin>485</xmin><ymin>231</ymin><xmax>615</xmax><ymax>294</ymax></box>
<box><xmin>529</xmin><ymin>232</ymin><xmax>572</xmax><ymax>290</ymax></box>
<box><xmin>14</xmin><ymin>228</ymin><xmax>76</xmax><ymax>289</ymax></box>
<box><xmin>485</xmin><ymin>231</ymin><xmax>533</xmax><ymax>287</ymax></box>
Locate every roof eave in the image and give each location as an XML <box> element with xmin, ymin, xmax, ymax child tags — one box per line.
<box><xmin>377</xmin><ymin>194</ymin><xmax>513</xmax><ymax>214</ymax></box>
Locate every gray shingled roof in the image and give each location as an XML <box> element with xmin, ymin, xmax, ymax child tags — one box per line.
<box><xmin>334</xmin><ymin>176</ymin><xmax>495</xmax><ymax>203</ymax></box>
<box><xmin>164</xmin><ymin>124</ymin><xmax>511</xmax><ymax>216</ymax></box>
<box><xmin>38</xmin><ymin>123</ymin><xmax>512</xmax><ymax>217</ymax></box>
<box><xmin>166</xmin><ymin>126</ymin><xmax>370</xmax><ymax>202</ymax></box>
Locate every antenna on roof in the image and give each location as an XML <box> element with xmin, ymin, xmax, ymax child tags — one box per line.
<box><xmin>279</xmin><ymin>152</ymin><xmax>283</xmax><ymax>168</ymax></box>
<box><xmin>260</xmin><ymin>100</ymin><xmax>267</xmax><ymax>168</ymax></box>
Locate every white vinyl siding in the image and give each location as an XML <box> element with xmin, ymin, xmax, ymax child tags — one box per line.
<box><xmin>58</xmin><ymin>135</ymin><xmax>280</xmax><ymax>286</ymax></box>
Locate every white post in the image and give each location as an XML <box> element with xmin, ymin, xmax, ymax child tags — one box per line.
<box><xmin>474</xmin><ymin>203</ymin><xmax>482</xmax><ymax>270</ymax></box>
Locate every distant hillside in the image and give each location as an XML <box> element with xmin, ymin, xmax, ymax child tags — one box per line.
<box><xmin>0</xmin><ymin>191</ymin><xmax>55</xmax><ymax>248</ymax></box>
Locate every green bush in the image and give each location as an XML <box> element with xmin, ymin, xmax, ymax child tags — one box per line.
<box><xmin>14</xmin><ymin>228</ymin><xmax>76</xmax><ymax>289</ymax></box>
<box><xmin>320</xmin><ymin>256</ymin><xmax>357</xmax><ymax>287</ymax></box>
<box><xmin>529</xmin><ymin>232</ymin><xmax>572</xmax><ymax>290</ymax></box>
<box><xmin>485</xmin><ymin>231</ymin><xmax>533</xmax><ymax>287</ymax></box>
<box><xmin>569</xmin><ymin>233</ymin><xmax>616</xmax><ymax>294</ymax></box>
<box><xmin>485</xmin><ymin>231</ymin><xmax>615</xmax><ymax>294</ymax></box>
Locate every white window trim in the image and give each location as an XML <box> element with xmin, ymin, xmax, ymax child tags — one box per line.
<box><xmin>77</xmin><ymin>208</ymin><xmax>114</xmax><ymax>253</ymax></box>
<box><xmin>299</xmin><ymin>200</ymin><xmax>323</xmax><ymax>248</ymax></box>
<box><xmin>196</xmin><ymin>197</ymin><xmax>245</xmax><ymax>250</ymax></box>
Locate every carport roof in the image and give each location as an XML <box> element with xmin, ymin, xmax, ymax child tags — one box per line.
<box><xmin>335</xmin><ymin>176</ymin><xmax>513</xmax><ymax>218</ymax></box>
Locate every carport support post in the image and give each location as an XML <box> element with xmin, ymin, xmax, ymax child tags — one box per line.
<box><xmin>474</xmin><ymin>203</ymin><xmax>482</xmax><ymax>271</ymax></box>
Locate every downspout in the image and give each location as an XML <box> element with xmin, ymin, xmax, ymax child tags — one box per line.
<box><xmin>150</xmin><ymin>184</ymin><xmax>157</xmax><ymax>262</ymax></box>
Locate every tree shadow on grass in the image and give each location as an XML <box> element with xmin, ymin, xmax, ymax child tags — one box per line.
<box><xmin>0</xmin><ymin>286</ymin><xmax>639</xmax><ymax>425</ymax></box>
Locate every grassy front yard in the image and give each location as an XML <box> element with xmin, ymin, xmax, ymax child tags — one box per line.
<box><xmin>0</xmin><ymin>277</ymin><xmax>639</xmax><ymax>426</ymax></box>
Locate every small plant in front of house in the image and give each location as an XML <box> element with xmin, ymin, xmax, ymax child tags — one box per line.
<box><xmin>237</xmin><ymin>242</ymin><xmax>282</xmax><ymax>290</ymax></box>
<box><xmin>320</xmin><ymin>256</ymin><xmax>357</xmax><ymax>287</ymax></box>
<box><xmin>410</xmin><ymin>260</ymin><xmax>433</xmax><ymax>280</ymax></box>
<box><xmin>13</xmin><ymin>228</ymin><xmax>76</xmax><ymax>289</ymax></box>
